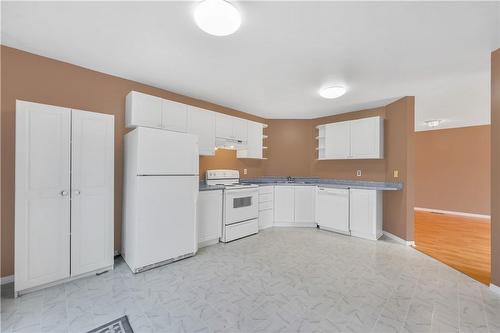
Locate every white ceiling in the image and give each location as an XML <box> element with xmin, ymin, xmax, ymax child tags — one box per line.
<box><xmin>2</xmin><ymin>1</ymin><xmax>499</xmax><ymax>130</ymax></box>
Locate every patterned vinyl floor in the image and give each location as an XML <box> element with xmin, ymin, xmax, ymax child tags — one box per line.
<box><xmin>2</xmin><ymin>227</ymin><xmax>500</xmax><ymax>332</ymax></box>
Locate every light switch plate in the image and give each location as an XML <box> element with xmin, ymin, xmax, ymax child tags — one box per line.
<box><xmin>243</xmin><ymin>168</ymin><xmax>248</xmax><ymax>175</ymax></box>
<box><xmin>356</xmin><ymin>170</ymin><xmax>362</xmax><ymax>177</ymax></box>
<box><xmin>393</xmin><ymin>170</ymin><xmax>399</xmax><ymax>178</ymax></box>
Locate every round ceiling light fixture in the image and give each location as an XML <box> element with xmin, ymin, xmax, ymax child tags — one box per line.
<box><xmin>194</xmin><ymin>0</ymin><xmax>241</xmax><ymax>36</ymax></box>
<box><xmin>319</xmin><ymin>85</ymin><xmax>347</xmax><ymax>99</ymax></box>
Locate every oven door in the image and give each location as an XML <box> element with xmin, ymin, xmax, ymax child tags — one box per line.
<box><xmin>224</xmin><ymin>188</ymin><xmax>259</xmax><ymax>225</ymax></box>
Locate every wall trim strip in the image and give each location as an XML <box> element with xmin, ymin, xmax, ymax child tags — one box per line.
<box><xmin>382</xmin><ymin>230</ymin><xmax>414</xmax><ymax>246</ymax></box>
<box><xmin>1</xmin><ymin>275</ymin><xmax>14</xmax><ymax>285</ymax></box>
<box><xmin>490</xmin><ymin>283</ymin><xmax>500</xmax><ymax>297</ymax></box>
<box><xmin>414</xmin><ymin>207</ymin><xmax>490</xmax><ymax>220</ymax></box>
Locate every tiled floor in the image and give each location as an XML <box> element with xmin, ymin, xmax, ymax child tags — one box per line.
<box><xmin>2</xmin><ymin>227</ymin><xmax>500</xmax><ymax>333</ymax></box>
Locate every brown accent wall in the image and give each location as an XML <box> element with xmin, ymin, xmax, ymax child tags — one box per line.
<box><xmin>383</xmin><ymin>97</ymin><xmax>415</xmax><ymax>241</ymax></box>
<box><xmin>200</xmin><ymin>149</ymin><xmax>265</xmax><ymax>179</ymax></box>
<box><xmin>0</xmin><ymin>46</ymin><xmax>264</xmax><ymax>277</ymax></box>
<box><xmin>415</xmin><ymin>125</ymin><xmax>491</xmax><ymax>215</ymax></box>
<box><xmin>263</xmin><ymin>119</ymin><xmax>313</xmax><ymax>177</ymax></box>
<box><xmin>491</xmin><ymin>48</ymin><xmax>500</xmax><ymax>286</ymax></box>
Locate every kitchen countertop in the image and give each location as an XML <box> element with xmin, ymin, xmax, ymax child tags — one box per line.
<box><xmin>199</xmin><ymin>183</ymin><xmax>225</xmax><ymax>191</ymax></box>
<box><xmin>200</xmin><ymin>177</ymin><xmax>402</xmax><ymax>191</ymax></box>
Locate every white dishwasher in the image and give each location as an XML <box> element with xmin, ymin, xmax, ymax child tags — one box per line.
<box><xmin>316</xmin><ymin>187</ymin><xmax>350</xmax><ymax>235</ymax></box>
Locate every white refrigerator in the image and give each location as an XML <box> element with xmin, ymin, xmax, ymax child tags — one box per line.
<box><xmin>122</xmin><ymin>127</ymin><xmax>199</xmax><ymax>273</ymax></box>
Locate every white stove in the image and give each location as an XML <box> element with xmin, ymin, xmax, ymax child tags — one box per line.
<box><xmin>206</xmin><ymin>170</ymin><xmax>259</xmax><ymax>242</ymax></box>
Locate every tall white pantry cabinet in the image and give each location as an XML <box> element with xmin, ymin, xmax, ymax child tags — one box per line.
<box><xmin>15</xmin><ymin>101</ymin><xmax>114</xmax><ymax>295</ymax></box>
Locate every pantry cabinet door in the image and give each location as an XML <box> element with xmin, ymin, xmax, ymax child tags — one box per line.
<box><xmin>15</xmin><ymin>101</ymin><xmax>71</xmax><ymax>293</ymax></box>
<box><xmin>187</xmin><ymin>106</ymin><xmax>216</xmax><ymax>156</ymax></box>
<box><xmin>70</xmin><ymin>110</ymin><xmax>114</xmax><ymax>276</ymax></box>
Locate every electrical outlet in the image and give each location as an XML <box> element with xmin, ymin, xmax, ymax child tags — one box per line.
<box><xmin>243</xmin><ymin>168</ymin><xmax>248</xmax><ymax>175</ymax></box>
<box><xmin>356</xmin><ymin>170</ymin><xmax>362</xmax><ymax>177</ymax></box>
<box><xmin>393</xmin><ymin>170</ymin><xmax>399</xmax><ymax>178</ymax></box>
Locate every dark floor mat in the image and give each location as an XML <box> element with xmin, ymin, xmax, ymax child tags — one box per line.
<box><xmin>87</xmin><ymin>315</ymin><xmax>134</xmax><ymax>333</ymax></box>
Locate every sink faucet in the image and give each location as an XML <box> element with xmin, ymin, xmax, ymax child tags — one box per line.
<box><xmin>287</xmin><ymin>176</ymin><xmax>294</xmax><ymax>182</ymax></box>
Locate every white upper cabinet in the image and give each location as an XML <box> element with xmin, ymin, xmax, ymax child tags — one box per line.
<box><xmin>162</xmin><ymin>99</ymin><xmax>187</xmax><ymax>133</ymax></box>
<box><xmin>318</xmin><ymin>116</ymin><xmax>383</xmax><ymax>160</ymax></box>
<box><xmin>350</xmin><ymin>117</ymin><xmax>384</xmax><ymax>159</ymax></box>
<box><xmin>233</xmin><ymin>117</ymin><xmax>248</xmax><ymax>142</ymax></box>
<box><xmin>126</xmin><ymin>91</ymin><xmax>162</xmax><ymax>129</ymax></box>
<box><xmin>237</xmin><ymin>121</ymin><xmax>263</xmax><ymax>159</ymax></box>
<box><xmin>216</xmin><ymin>113</ymin><xmax>248</xmax><ymax>143</ymax></box>
<box><xmin>126</xmin><ymin>91</ymin><xmax>267</xmax><ymax>157</ymax></box>
<box><xmin>216</xmin><ymin>113</ymin><xmax>234</xmax><ymax>139</ymax></box>
<box><xmin>325</xmin><ymin>121</ymin><xmax>350</xmax><ymax>159</ymax></box>
<box><xmin>187</xmin><ymin>106</ymin><xmax>216</xmax><ymax>156</ymax></box>
<box><xmin>126</xmin><ymin>91</ymin><xmax>187</xmax><ymax>133</ymax></box>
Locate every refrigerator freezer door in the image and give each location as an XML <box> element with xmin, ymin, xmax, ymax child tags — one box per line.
<box><xmin>136</xmin><ymin>127</ymin><xmax>199</xmax><ymax>175</ymax></box>
<box><xmin>135</xmin><ymin>175</ymin><xmax>198</xmax><ymax>270</ymax></box>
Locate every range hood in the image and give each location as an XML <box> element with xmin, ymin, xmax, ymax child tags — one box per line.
<box><xmin>215</xmin><ymin>137</ymin><xmax>247</xmax><ymax>150</ymax></box>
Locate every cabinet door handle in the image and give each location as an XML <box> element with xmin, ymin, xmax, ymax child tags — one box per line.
<box><xmin>73</xmin><ymin>190</ymin><xmax>81</xmax><ymax>195</ymax></box>
<box><xmin>60</xmin><ymin>190</ymin><xmax>68</xmax><ymax>196</ymax></box>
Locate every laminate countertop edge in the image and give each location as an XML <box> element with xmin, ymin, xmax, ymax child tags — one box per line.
<box><xmin>199</xmin><ymin>178</ymin><xmax>402</xmax><ymax>191</ymax></box>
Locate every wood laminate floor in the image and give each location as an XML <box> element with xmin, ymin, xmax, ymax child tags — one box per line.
<box><xmin>414</xmin><ymin>210</ymin><xmax>491</xmax><ymax>285</ymax></box>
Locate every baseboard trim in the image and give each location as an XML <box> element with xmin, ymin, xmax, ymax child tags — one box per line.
<box><xmin>414</xmin><ymin>207</ymin><xmax>490</xmax><ymax>220</ymax></box>
<box><xmin>1</xmin><ymin>275</ymin><xmax>14</xmax><ymax>285</ymax></box>
<box><xmin>273</xmin><ymin>222</ymin><xmax>317</xmax><ymax>228</ymax></box>
<box><xmin>198</xmin><ymin>238</ymin><xmax>219</xmax><ymax>249</ymax></box>
<box><xmin>16</xmin><ymin>265</ymin><xmax>113</xmax><ymax>297</ymax></box>
<box><xmin>490</xmin><ymin>283</ymin><xmax>500</xmax><ymax>297</ymax></box>
<box><xmin>383</xmin><ymin>230</ymin><xmax>414</xmax><ymax>246</ymax></box>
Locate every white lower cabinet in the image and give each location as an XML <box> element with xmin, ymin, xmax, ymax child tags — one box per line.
<box><xmin>294</xmin><ymin>186</ymin><xmax>316</xmax><ymax>224</ymax></box>
<box><xmin>349</xmin><ymin>189</ymin><xmax>383</xmax><ymax>240</ymax></box>
<box><xmin>258</xmin><ymin>186</ymin><xmax>274</xmax><ymax>229</ymax></box>
<box><xmin>274</xmin><ymin>186</ymin><xmax>317</xmax><ymax>226</ymax></box>
<box><xmin>274</xmin><ymin>186</ymin><xmax>295</xmax><ymax>224</ymax></box>
<box><xmin>15</xmin><ymin>101</ymin><xmax>114</xmax><ymax>295</ymax></box>
<box><xmin>197</xmin><ymin>190</ymin><xmax>223</xmax><ymax>247</ymax></box>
